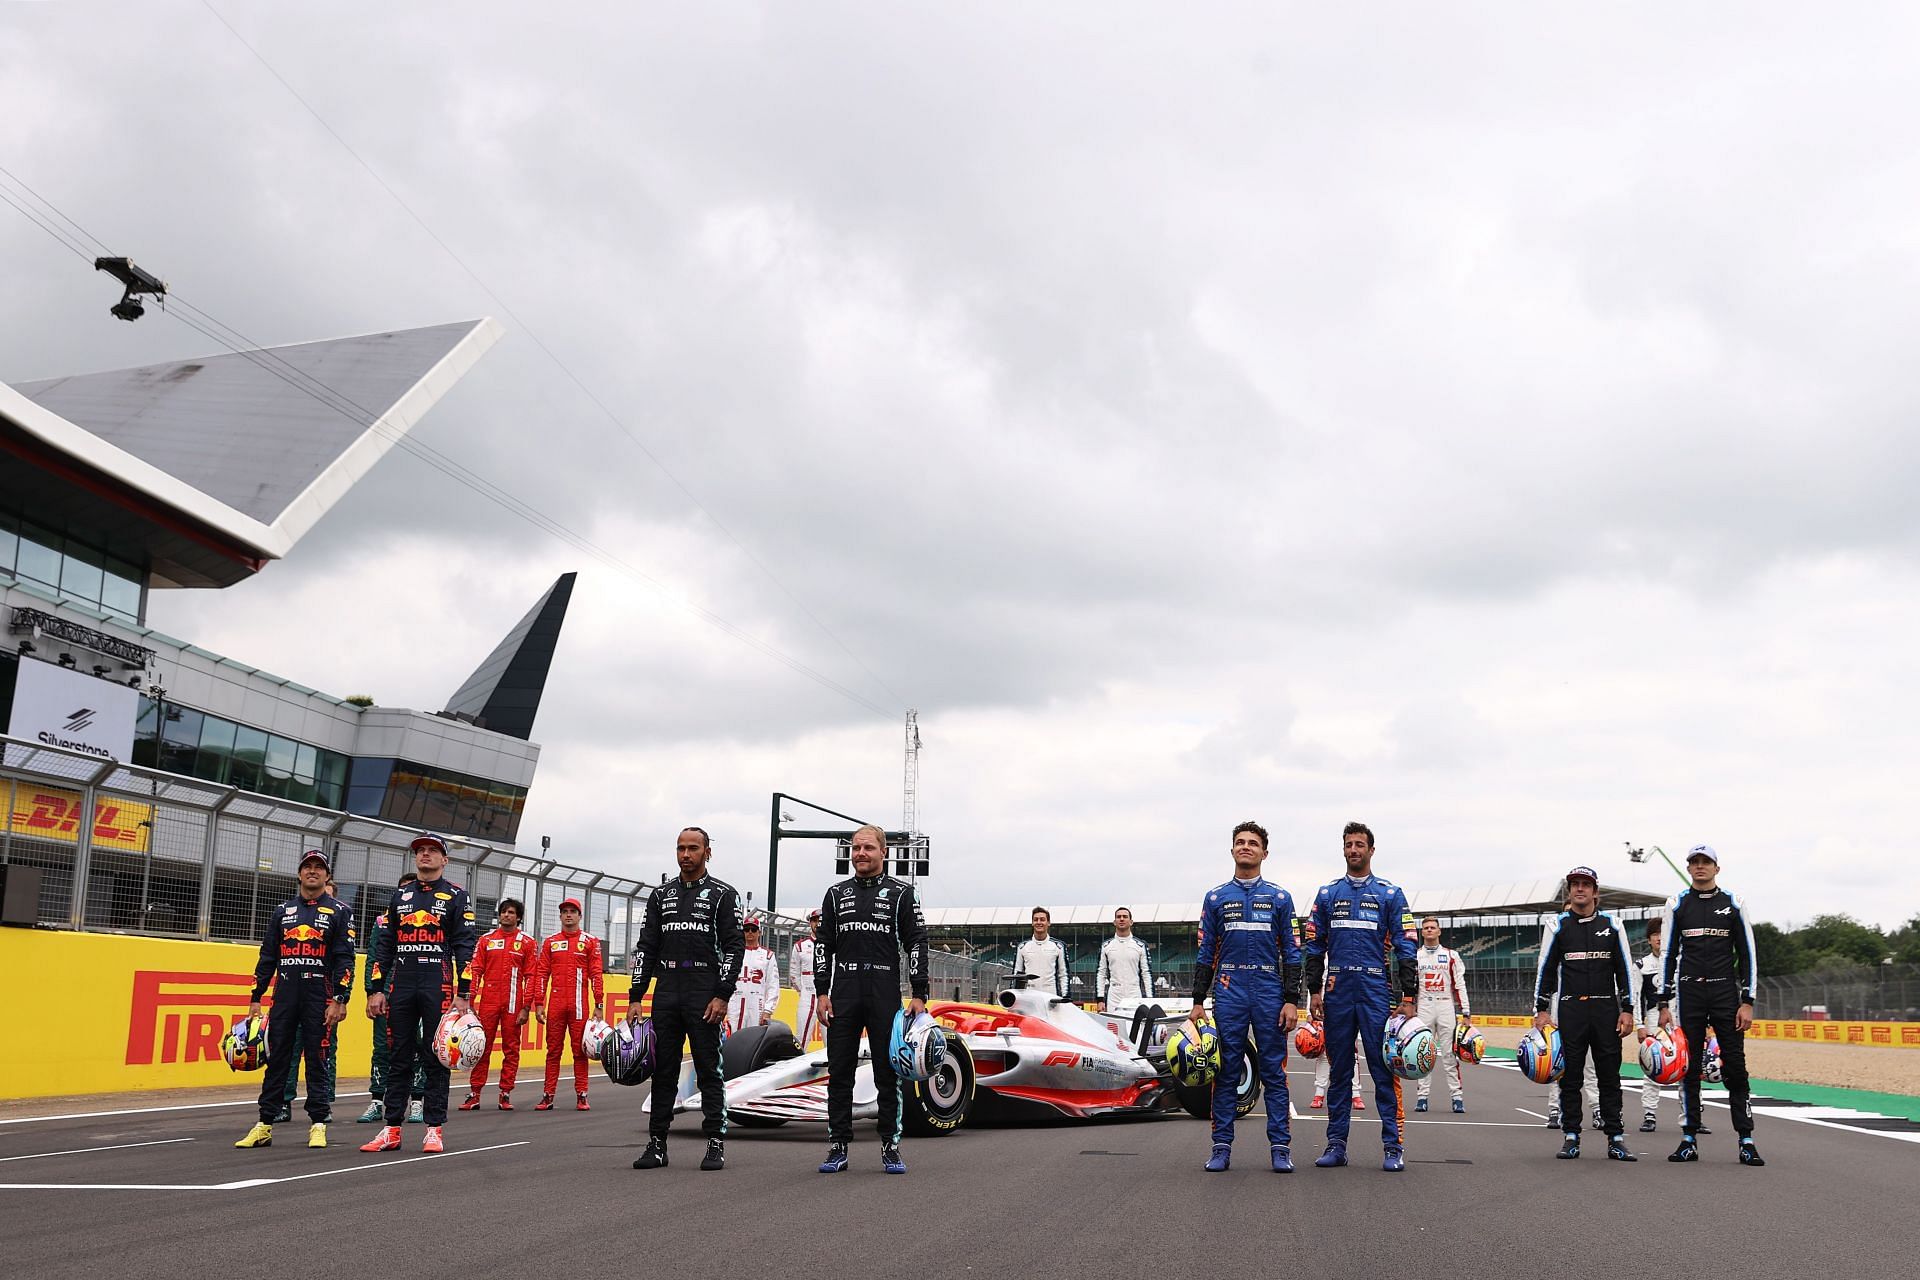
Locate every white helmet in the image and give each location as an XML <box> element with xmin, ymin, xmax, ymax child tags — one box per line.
<box><xmin>579</xmin><ymin>1018</ymin><xmax>614</xmax><ymax>1058</ymax></box>
<box><xmin>435</xmin><ymin>1011</ymin><xmax>487</xmax><ymax>1071</ymax></box>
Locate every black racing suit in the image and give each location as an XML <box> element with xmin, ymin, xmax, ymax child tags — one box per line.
<box><xmin>817</xmin><ymin>874</ymin><xmax>929</xmax><ymax>1146</ymax></box>
<box><xmin>1534</xmin><ymin>909</ymin><xmax>1635</xmax><ymax>1137</ymax></box>
<box><xmin>1659</xmin><ymin>887</ymin><xmax>1758</xmax><ymax>1137</ymax></box>
<box><xmin>631</xmin><ymin>874</ymin><xmax>745</xmax><ymax>1140</ymax></box>
<box><xmin>364</xmin><ymin>909</ymin><xmax>425</xmax><ymax>1104</ymax></box>
<box><xmin>370</xmin><ymin>876</ymin><xmax>476</xmax><ymax>1126</ymax></box>
<box><xmin>252</xmin><ymin>891</ymin><xmax>356</xmax><ymax>1124</ymax></box>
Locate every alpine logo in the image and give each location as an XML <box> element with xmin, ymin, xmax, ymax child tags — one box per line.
<box><xmin>64</xmin><ymin>707</ymin><xmax>96</xmax><ymax>732</ymax></box>
<box><xmin>1714</xmin><ymin>906</ymin><xmax>1732</xmax><ymax>916</ymax></box>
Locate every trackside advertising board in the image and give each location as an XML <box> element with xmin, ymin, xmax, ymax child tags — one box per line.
<box><xmin>0</xmin><ymin>931</ymin><xmax>809</xmax><ymax>1099</ymax></box>
<box><xmin>6</xmin><ymin>656</ymin><xmax>138</xmax><ymax>761</ymax></box>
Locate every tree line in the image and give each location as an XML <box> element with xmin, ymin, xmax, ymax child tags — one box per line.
<box><xmin>1752</xmin><ymin>914</ymin><xmax>1920</xmax><ymax>978</ymax></box>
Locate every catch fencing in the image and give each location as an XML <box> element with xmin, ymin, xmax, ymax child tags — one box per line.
<box><xmin>1755</xmin><ymin>964</ymin><xmax>1920</xmax><ymax>1022</ymax></box>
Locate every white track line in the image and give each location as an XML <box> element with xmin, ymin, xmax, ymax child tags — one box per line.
<box><xmin>0</xmin><ymin>1092</ymin><xmax>372</xmax><ymax>1127</ymax></box>
<box><xmin>0</xmin><ymin>1138</ymin><xmax>195</xmax><ymax>1164</ymax></box>
<box><xmin>0</xmin><ymin>1140</ymin><xmax>528</xmax><ymax>1191</ymax></box>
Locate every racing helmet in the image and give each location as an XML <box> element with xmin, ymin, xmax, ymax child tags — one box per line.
<box><xmin>1639</xmin><ymin>1027</ymin><xmax>1688</xmax><ymax>1086</ymax></box>
<box><xmin>1165</xmin><ymin>1017</ymin><xmax>1221</xmax><ymax>1088</ymax></box>
<box><xmin>221</xmin><ymin>1015</ymin><xmax>269</xmax><ymax>1072</ymax></box>
<box><xmin>1702</xmin><ymin>1032</ymin><xmax>1723</xmax><ymax>1084</ymax></box>
<box><xmin>889</xmin><ymin>1010</ymin><xmax>948</xmax><ymax>1083</ymax></box>
<box><xmin>1454</xmin><ymin>1023</ymin><xmax>1488</xmax><ymax>1065</ymax></box>
<box><xmin>1293</xmin><ymin>1019</ymin><xmax>1326</xmax><ymax>1059</ymax></box>
<box><xmin>602</xmin><ymin>1018</ymin><xmax>656</xmax><ymax>1086</ymax></box>
<box><xmin>1383</xmin><ymin>1014</ymin><xmax>1437</xmax><ymax>1081</ymax></box>
<box><xmin>1517</xmin><ymin>1025</ymin><xmax>1565</xmax><ymax>1084</ymax></box>
<box><xmin>435</xmin><ymin>1010</ymin><xmax>487</xmax><ymax>1071</ymax></box>
<box><xmin>579</xmin><ymin>1018</ymin><xmax>614</xmax><ymax>1059</ymax></box>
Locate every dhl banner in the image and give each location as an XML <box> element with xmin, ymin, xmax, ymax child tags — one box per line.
<box><xmin>4</xmin><ymin>779</ymin><xmax>152</xmax><ymax>853</ymax></box>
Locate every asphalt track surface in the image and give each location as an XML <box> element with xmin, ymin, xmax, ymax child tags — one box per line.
<box><xmin>3</xmin><ymin>1058</ymin><xmax>1917</xmax><ymax>1279</ymax></box>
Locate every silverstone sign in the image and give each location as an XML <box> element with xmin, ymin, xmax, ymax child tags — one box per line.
<box><xmin>7</xmin><ymin>656</ymin><xmax>138</xmax><ymax>761</ymax></box>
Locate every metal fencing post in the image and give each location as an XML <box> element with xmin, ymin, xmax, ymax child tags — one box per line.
<box><xmin>69</xmin><ymin>759</ymin><xmax>115</xmax><ymax>929</ymax></box>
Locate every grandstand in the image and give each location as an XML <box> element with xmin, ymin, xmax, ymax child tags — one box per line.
<box><xmin>924</xmin><ymin>877</ymin><xmax>1671</xmax><ymax>1015</ymax></box>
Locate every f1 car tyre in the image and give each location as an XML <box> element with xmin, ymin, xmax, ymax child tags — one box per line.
<box><xmin>723</xmin><ymin>1022</ymin><xmax>803</xmax><ymax>1127</ymax></box>
<box><xmin>902</xmin><ymin>1032</ymin><xmax>974</xmax><ymax>1137</ymax></box>
<box><xmin>1176</xmin><ymin>1035</ymin><xmax>1262</xmax><ymax>1120</ymax></box>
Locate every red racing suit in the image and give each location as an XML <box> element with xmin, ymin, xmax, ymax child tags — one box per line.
<box><xmin>469</xmin><ymin>926</ymin><xmax>538</xmax><ymax>1096</ymax></box>
<box><xmin>534</xmin><ymin>929</ymin><xmax>605</xmax><ymax>1095</ymax></box>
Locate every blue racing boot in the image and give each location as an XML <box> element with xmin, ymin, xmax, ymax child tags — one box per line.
<box><xmin>1270</xmin><ymin>1145</ymin><xmax>1293</xmax><ymax>1173</ymax></box>
<box><xmin>1204</xmin><ymin>1143</ymin><xmax>1231</xmax><ymax>1172</ymax></box>
<box><xmin>817</xmin><ymin>1143</ymin><xmax>849</xmax><ymax>1173</ymax></box>
<box><xmin>1452</xmin><ymin>1098</ymin><xmax>1466</xmax><ymax>1114</ymax></box>
<box><xmin>1382</xmin><ymin>1146</ymin><xmax>1405</xmax><ymax>1172</ymax></box>
<box><xmin>1313</xmin><ymin>1142</ymin><xmax>1347</xmax><ymax>1168</ymax></box>
<box><xmin>1414</xmin><ymin>1097</ymin><xmax>1428</xmax><ymax>1112</ymax></box>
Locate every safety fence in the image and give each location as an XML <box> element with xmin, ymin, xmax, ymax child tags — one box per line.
<box><xmin>1755</xmin><ymin>964</ymin><xmax>1920</xmax><ymax>1023</ymax></box>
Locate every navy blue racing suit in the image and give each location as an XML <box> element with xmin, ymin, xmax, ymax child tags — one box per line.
<box><xmin>1304</xmin><ymin>875</ymin><xmax>1419</xmax><ymax>1150</ymax></box>
<box><xmin>370</xmin><ymin>876</ymin><xmax>476</xmax><ymax>1126</ymax></box>
<box><xmin>251</xmin><ymin>891</ymin><xmax>356</xmax><ymax>1124</ymax></box>
<box><xmin>1192</xmin><ymin>875</ymin><xmax>1303</xmax><ymax>1149</ymax></box>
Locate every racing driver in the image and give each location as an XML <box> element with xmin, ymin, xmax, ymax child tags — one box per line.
<box><xmin>1191</xmin><ymin>820</ymin><xmax>1303</xmax><ymax>1173</ymax></box>
<box><xmin>461</xmin><ymin>896</ymin><xmax>536</xmax><ymax>1111</ymax></box>
<box><xmin>629</xmin><ymin>827</ymin><xmax>745</xmax><ymax>1172</ymax></box>
<box><xmin>533</xmin><ymin>896</ymin><xmax>605</xmax><ymax>1111</ymax></box>
<box><xmin>361</xmin><ymin>832</ymin><xmax>477</xmax><ymax>1154</ymax></box>
<box><xmin>1304</xmin><ymin>821</ymin><xmax>1419</xmax><ymax>1172</ymax></box>
<box><xmin>817</xmin><ymin>823</ymin><xmax>930</xmax><ymax>1175</ymax></box>
<box><xmin>235</xmin><ymin>849</ymin><xmax>355</xmax><ymax>1149</ymax></box>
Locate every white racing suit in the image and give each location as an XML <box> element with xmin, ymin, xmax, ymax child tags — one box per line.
<box><xmin>790</xmin><ymin>935</ymin><xmax>821</xmax><ymax>1047</ymax></box>
<box><xmin>1415</xmin><ymin>944</ymin><xmax>1470</xmax><ymax>1103</ymax></box>
<box><xmin>1096</xmin><ymin>935</ymin><xmax>1151</xmax><ymax>1010</ymax></box>
<box><xmin>725</xmin><ymin>945</ymin><xmax>781</xmax><ymax>1035</ymax></box>
<box><xmin>1015</xmin><ymin>937</ymin><xmax>1068</xmax><ymax>998</ymax></box>
<box><xmin>1313</xmin><ymin>1036</ymin><xmax>1366</xmax><ymax>1103</ymax></box>
<box><xmin>1637</xmin><ymin>946</ymin><xmax>1663</xmax><ymax>1116</ymax></box>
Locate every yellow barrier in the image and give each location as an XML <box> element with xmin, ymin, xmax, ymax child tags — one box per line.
<box><xmin>0</xmin><ymin>930</ymin><xmax>825</xmax><ymax>1099</ymax></box>
<box><xmin>1449</xmin><ymin>1012</ymin><xmax>1920</xmax><ymax>1048</ymax></box>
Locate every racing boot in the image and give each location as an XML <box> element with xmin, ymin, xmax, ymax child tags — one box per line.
<box><xmin>308</xmin><ymin>1123</ymin><xmax>327</xmax><ymax>1149</ymax></box>
<box><xmin>1313</xmin><ymin>1142</ymin><xmax>1348</xmax><ymax>1168</ymax></box>
<box><xmin>406</xmin><ymin>1099</ymin><xmax>425</xmax><ymax>1124</ymax></box>
<box><xmin>576</xmin><ymin>1092</ymin><xmax>591</xmax><ymax>1112</ymax></box>
<box><xmin>1668</xmin><ymin>1138</ymin><xmax>1699</xmax><ymax>1162</ymax></box>
<box><xmin>633</xmin><ymin>1136</ymin><xmax>669</xmax><ymax>1170</ymax></box>
<box><xmin>1204</xmin><ymin>1143</ymin><xmax>1231</xmax><ymax>1173</ymax></box>
<box><xmin>817</xmin><ymin>1143</ymin><xmax>849</xmax><ymax>1174</ymax></box>
<box><xmin>355</xmin><ymin>1100</ymin><xmax>383</xmax><ymax>1123</ymax></box>
<box><xmin>273</xmin><ymin>1103</ymin><xmax>293</xmax><ymax>1123</ymax></box>
<box><xmin>1271</xmin><ymin>1145</ymin><xmax>1293</xmax><ymax>1173</ymax></box>
<box><xmin>1452</xmin><ymin>1098</ymin><xmax>1466</xmax><ymax>1114</ymax></box>
<box><xmin>498</xmin><ymin>1093</ymin><xmax>514</xmax><ymax>1111</ymax></box>
<box><xmin>1352</xmin><ymin>1096</ymin><xmax>1365</xmax><ymax>1111</ymax></box>
<box><xmin>1739</xmin><ymin>1139</ymin><xmax>1766</xmax><ymax>1167</ymax></box>
<box><xmin>701</xmin><ymin>1139</ymin><xmax>726</xmax><ymax>1171</ymax></box>
<box><xmin>1696</xmin><ymin>1124</ymin><xmax>1713</xmax><ymax>1134</ymax></box>
<box><xmin>1557</xmin><ymin>1133</ymin><xmax>1581</xmax><ymax>1159</ymax></box>
<box><xmin>1382</xmin><ymin>1146</ymin><xmax>1405</xmax><ymax>1173</ymax></box>
<box><xmin>534</xmin><ymin>1093</ymin><xmax>556</xmax><ymax>1111</ymax></box>
<box><xmin>881</xmin><ymin>1144</ymin><xmax>906</xmax><ymax>1175</ymax></box>
<box><xmin>458</xmin><ymin>1093</ymin><xmax>481</xmax><ymax>1112</ymax></box>
<box><xmin>422</xmin><ymin>1126</ymin><xmax>444</xmax><ymax>1154</ymax></box>
<box><xmin>235</xmin><ymin>1122</ymin><xmax>273</xmax><ymax>1149</ymax></box>
<box><xmin>1544</xmin><ymin>1107</ymin><xmax>1561</xmax><ymax>1128</ymax></box>
<box><xmin>1640</xmin><ymin>1111</ymin><xmax>1658</xmax><ymax>1133</ymax></box>
<box><xmin>1606</xmin><ymin>1136</ymin><xmax>1637</xmax><ymax>1162</ymax></box>
<box><xmin>1591</xmin><ymin>1105</ymin><xmax>1606</xmax><ymax>1132</ymax></box>
<box><xmin>359</xmin><ymin>1126</ymin><xmax>403</xmax><ymax>1153</ymax></box>
<box><xmin>1414</xmin><ymin>1097</ymin><xmax>1429</xmax><ymax>1112</ymax></box>
<box><xmin>1309</xmin><ymin>1093</ymin><xmax>1325</xmax><ymax>1109</ymax></box>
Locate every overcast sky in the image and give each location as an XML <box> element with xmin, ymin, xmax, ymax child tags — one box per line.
<box><xmin>5</xmin><ymin>3</ymin><xmax>1916</xmax><ymax>930</ymax></box>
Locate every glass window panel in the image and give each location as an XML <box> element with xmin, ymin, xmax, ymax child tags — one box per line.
<box><xmin>0</xmin><ymin>514</ymin><xmax>17</xmax><ymax>574</ymax></box>
<box><xmin>348</xmin><ymin>756</ymin><xmax>394</xmax><ymax>790</ymax></box>
<box><xmin>17</xmin><ymin>524</ymin><xmax>61</xmax><ymax>586</ymax></box>
<box><xmin>284</xmin><ymin>774</ymin><xmax>317</xmax><ymax>806</ymax></box>
<box><xmin>100</xmin><ymin>562</ymin><xmax>142</xmax><ymax>621</ymax></box>
<box><xmin>260</xmin><ymin>735</ymin><xmax>297</xmax><ymax>797</ymax></box>
<box><xmin>294</xmin><ymin>742</ymin><xmax>318</xmax><ymax>783</ymax></box>
<box><xmin>157</xmin><ymin>706</ymin><xmax>203</xmax><ymax>776</ymax></box>
<box><xmin>230</xmin><ymin>726</ymin><xmax>268</xmax><ymax>792</ymax></box>
<box><xmin>59</xmin><ymin>546</ymin><xmax>104</xmax><ymax>605</ymax></box>
<box><xmin>193</xmin><ymin>715</ymin><xmax>238</xmax><ymax>782</ymax></box>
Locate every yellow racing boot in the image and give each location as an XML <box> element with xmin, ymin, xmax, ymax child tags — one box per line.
<box><xmin>235</xmin><ymin>1121</ymin><xmax>273</xmax><ymax>1149</ymax></box>
<box><xmin>308</xmin><ymin>1123</ymin><xmax>327</xmax><ymax>1149</ymax></box>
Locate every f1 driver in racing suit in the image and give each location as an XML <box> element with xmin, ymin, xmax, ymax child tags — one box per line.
<box><xmin>1305</xmin><ymin>821</ymin><xmax>1419</xmax><ymax>1172</ymax></box>
<box><xmin>1414</xmin><ymin>916</ymin><xmax>1472</xmax><ymax>1113</ymax></box>
<box><xmin>817</xmin><ymin>823</ymin><xmax>929</xmax><ymax>1176</ymax></box>
<box><xmin>791</xmin><ymin>910</ymin><xmax>822</xmax><ymax>1047</ymax></box>
<box><xmin>235</xmin><ymin>849</ymin><xmax>355</xmax><ymax>1149</ymax></box>
<box><xmin>1097</xmin><ymin>907</ymin><xmax>1152</xmax><ymax>1014</ymax></box>
<box><xmin>362</xmin><ymin>831</ymin><xmax>476</xmax><ymax>1155</ymax></box>
<box><xmin>533</xmin><ymin>896</ymin><xmax>605</xmax><ymax>1111</ymax></box>
<box><xmin>1191</xmin><ymin>820</ymin><xmax>1302</xmax><ymax>1173</ymax></box>
<box><xmin>1658</xmin><ymin>844</ymin><xmax>1763</xmax><ymax>1166</ymax></box>
<box><xmin>461</xmin><ymin>896</ymin><xmax>535</xmax><ymax>1111</ymax></box>
<box><xmin>629</xmin><ymin>827</ymin><xmax>745</xmax><ymax>1173</ymax></box>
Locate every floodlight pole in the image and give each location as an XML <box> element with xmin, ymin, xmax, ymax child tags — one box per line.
<box><xmin>766</xmin><ymin>791</ymin><xmax>886</xmax><ymax>916</ymax></box>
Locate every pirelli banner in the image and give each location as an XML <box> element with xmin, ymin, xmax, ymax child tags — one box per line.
<box><xmin>0</xmin><ymin>930</ymin><xmax>652</xmax><ymax>1100</ymax></box>
<box><xmin>1748</xmin><ymin>1018</ymin><xmax>1920</xmax><ymax>1049</ymax></box>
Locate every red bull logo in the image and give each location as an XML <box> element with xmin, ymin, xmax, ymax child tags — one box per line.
<box><xmin>398</xmin><ymin>910</ymin><xmax>437</xmax><ymax>928</ymax></box>
<box><xmin>284</xmin><ymin>923</ymin><xmax>324</xmax><ymax>942</ymax></box>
